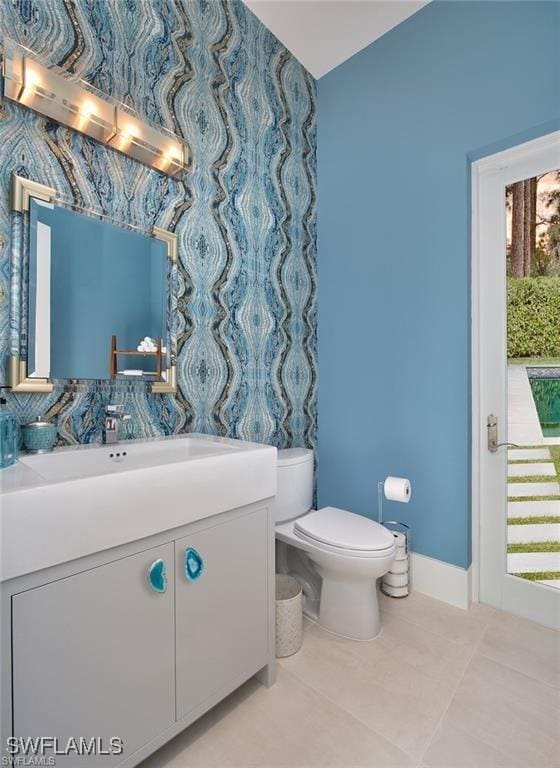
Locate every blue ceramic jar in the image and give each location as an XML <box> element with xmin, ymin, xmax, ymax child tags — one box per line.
<box><xmin>22</xmin><ymin>420</ymin><xmax>57</xmax><ymax>454</ymax></box>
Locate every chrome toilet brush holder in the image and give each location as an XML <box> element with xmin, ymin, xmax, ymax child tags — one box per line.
<box><xmin>377</xmin><ymin>481</ymin><xmax>411</xmax><ymax>598</ymax></box>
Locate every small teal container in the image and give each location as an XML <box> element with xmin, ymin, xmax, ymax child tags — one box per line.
<box><xmin>22</xmin><ymin>419</ymin><xmax>57</xmax><ymax>454</ymax></box>
<box><xmin>0</xmin><ymin>404</ymin><xmax>19</xmax><ymax>469</ymax></box>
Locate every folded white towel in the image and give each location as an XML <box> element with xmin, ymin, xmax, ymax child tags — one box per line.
<box><xmin>137</xmin><ymin>338</ymin><xmax>158</xmax><ymax>352</ymax></box>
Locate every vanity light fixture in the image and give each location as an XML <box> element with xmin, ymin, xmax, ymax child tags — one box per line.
<box><xmin>1</xmin><ymin>40</ymin><xmax>188</xmax><ymax>177</ymax></box>
<box><xmin>108</xmin><ymin>103</ymin><xmax>186</xmax><ymax>177</ymax></box>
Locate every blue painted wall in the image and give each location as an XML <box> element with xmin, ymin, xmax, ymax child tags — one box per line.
<box><xmin>317</xmin><ymin>1</ymin><xmax>560</xmax><ymax>568</ymax></box>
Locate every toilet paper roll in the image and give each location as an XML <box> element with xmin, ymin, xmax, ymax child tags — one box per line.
<box><xmin>390</xmin><ymin>534</ymin><xmax>407</xmax><ymax>557</ymax></box>
<box><xmin>384</xmin><ymin>476</ymin><xmax>411</xmax><ymax>503</ymax></box>
<box><xmin>389</xmin><ymin>558</ymin><xmax>409</xmax><ymax>575</ymax></box>
<box><xmin>383</xmin><ymin>571</ymin><xmax>409</xmax><ymax>588</ymax></box>
<box><xmin>382</xmin><ymin>583</ymin><xmax>409</xmax><ymax>598</ymax></box>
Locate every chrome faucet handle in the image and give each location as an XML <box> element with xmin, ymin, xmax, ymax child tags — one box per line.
<box><xmin>102</xmin><ymin>406</ymin><xmax>130</xmax><ymax>444</ymax></box>
<box><xmin>105</xmin><ymin>404</ymin><xmax>124</xmax><ymax>414</ymax></box>
<box><xmin>105</xmin><ymin>405</ymin><xmax>130</xmax><ymax>420</ymax></box>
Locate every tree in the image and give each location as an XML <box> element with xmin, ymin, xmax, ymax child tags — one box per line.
<box><xmin>533</xmin><ymin>233</ymin><xmax>555</xmax><ymax>276</ymax></box>
<box><xmin>541</xmin><ymin>172</ymin><xmax>560</xmax><ymax>260</ymax></box>
<box><xmin>509</xmin><ymin>177</ymin><xmax>538</xmax><ymax>277</ymax></box>
<box><xmin>508</xmin><ymin>172</ymin><xmax>560</xmax><ymax>277</ymax></box>
<box><xmin>525</xmin><ymin>177</ymin><xmax>537</xmax><ymax>274</ymax></box>
<box><xmin>510</xmin><ymin>181</ymin><xmax>526</xmax><ymax>277</ymax></box>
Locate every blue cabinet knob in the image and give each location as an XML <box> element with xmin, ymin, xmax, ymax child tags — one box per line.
<box><xmin>184</xmin><ymin>548</ymin><xmax>204</xmax><ymax>581</ymax></box>
<box><xmin>147</xmin><ymin>558</ymin><xmax>167</xmax><ymax>593</ymax></box>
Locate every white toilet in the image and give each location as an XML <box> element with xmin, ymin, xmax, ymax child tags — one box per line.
<box><xmin>274</xmin><ymin>448</ymin><xmax>396</xmax><ymax>641</ymax></box>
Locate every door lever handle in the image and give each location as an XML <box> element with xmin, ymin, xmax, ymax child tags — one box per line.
<box><xmin>487</xmin><ymin>414</ymin><xmax>519</xmax><ymax>453</ymax></box>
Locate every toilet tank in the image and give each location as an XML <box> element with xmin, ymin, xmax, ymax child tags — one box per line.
<box><xmin>273</xmin><ymin>448</ymin><xmax>314</xmax><ymax>524</ymax></box>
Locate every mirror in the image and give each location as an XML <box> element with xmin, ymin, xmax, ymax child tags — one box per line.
<box><xmin>9</xmin><ymin>174</ymin><xmax>177</xmax><ymax>393</ymax></box>
<box><xmin>29</xmin><ymin>199</ymin><xmax>168</xmax><ymax>380</ymax></box>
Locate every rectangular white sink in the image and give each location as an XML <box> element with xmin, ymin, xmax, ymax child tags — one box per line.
<box><xmin>19</xmin><ymin>434</ymin><xmax>241</xmax><ymax>483</ymax></box>
<box><xmin>1</xmin><ymin>434</ymin><xmax>277</xmax><ymax>582</ymax></box>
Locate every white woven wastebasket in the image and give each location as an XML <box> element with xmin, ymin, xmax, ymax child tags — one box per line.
<box><xmin>275</xmin><ymin>575</ymin><xmax>303</xmax><ymax>658</ymax></box>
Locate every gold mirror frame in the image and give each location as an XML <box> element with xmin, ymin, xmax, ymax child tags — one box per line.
<box><xmin>9</xmin><ymin>173</ymin><xmax>177</xmax><ymax>394</ymax></box>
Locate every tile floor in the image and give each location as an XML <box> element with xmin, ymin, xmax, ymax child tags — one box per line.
<box><xmin>141</xmin><ymin>591</ymin><xmax>560</xmax><ymax>768</ymax></box>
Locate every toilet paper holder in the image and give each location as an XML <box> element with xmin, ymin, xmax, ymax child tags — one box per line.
<box><xmin>377</xmin><ymin>477</ymin><xmax>412</xmax><ymax>598</ymax></box>
<box><xmin>379</xmin><ymin>520</ymin><xmax>411</xmax><ymax>599</ymax></box>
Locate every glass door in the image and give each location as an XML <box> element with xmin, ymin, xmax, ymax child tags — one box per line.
<box><xmin>475</xmin><ymin>132</ymin><xmax>560</xmax><ymax>630</ymax></box>
<box><xmin>506</xmin><ymin>170</ymin><xmax>560</xmax><ymax>592</ymax></box>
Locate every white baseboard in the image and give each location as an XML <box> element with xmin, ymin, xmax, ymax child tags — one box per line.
<box><xmin>411</xmin><ymin>552</ymin><xmax>471</xmax><ymax>610</ymax></box>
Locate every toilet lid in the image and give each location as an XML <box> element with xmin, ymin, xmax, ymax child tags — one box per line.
<box><xmin>294</xmin><ymin>507</ymin><xmax>396</xmax><ymax>552</ymax></box>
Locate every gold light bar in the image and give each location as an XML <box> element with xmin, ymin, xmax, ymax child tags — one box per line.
<box><xmin>1</xmin><ymin>40</ymin><xmax>188</xmax><ymax>177</ymax></box>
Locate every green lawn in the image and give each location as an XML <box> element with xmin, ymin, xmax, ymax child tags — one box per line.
<box><xmin>508</xmin><ymin>445</ymin><xmax>560</xmax><ymax>501</ymax></box>
<box><xmin>508</xmin><ymin>357</ymin><xmax>560</xmax><ymax>366</ymax></box>
<box><xmin>507</xmin><ymin>541</ymin><xmax>560</xmax><ymax>553</ymax></box>
<box><xmin>515</xmin><ymin>571</ymin><xmax>560</xmax><ymax>581</ymax></box>
<box><xmin>508</xmin><ymin>495</ymin><xmax>560</xmax><ymax>502</ymax></box>
<box><xmin>507</xmin><ymin>446</ymin><xmax>560</xmax><ymax>583</ymax></box>
<box><xmin>508</xmin><ymin>475</ymin><xmax>558</xmax><ymax>483</ymax></box>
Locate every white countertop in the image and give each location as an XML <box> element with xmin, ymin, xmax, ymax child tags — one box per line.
<box><xmin>1</xmin><ymin>433</ymin><xmax>277</xmax><ymax>582</ymax></box>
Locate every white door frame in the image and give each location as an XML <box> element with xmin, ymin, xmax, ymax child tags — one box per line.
<box><xmin>471</xmin><ymin>130</ymin><xmax>560</xmax><ymax>627</ymax></box>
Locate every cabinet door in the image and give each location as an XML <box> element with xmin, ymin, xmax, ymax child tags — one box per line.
<box><xmin>176</xmin><ymin>509</ymin><xmax>269</xmax><ymax>720</ymax></box>
<box><xmin>12</xmin><ymin>543</ymin><xmax>175</xmax><ymax>767</ymax></box>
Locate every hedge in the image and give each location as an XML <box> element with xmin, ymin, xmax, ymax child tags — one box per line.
<box><xmin>507</xmin><ymin>277</ymin><xmax>560</xmax><ymax>358</ymax></box>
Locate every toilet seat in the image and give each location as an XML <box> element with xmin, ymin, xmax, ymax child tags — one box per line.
<box><xmin>293</xmin><ymin>507</ymin><xmax>395</xmax><ymax>557</ymax></box>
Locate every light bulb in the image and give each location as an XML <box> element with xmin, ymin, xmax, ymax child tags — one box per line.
<box><xmin>76</xmin><ymin>99</ymin><xmax>95</xmax><ymax>131</ymax></box>
<box><xmin>159</xmin><ymin>144</ymin><xmax>183</xmax><ymax>172</ymax></box>
<box><xmin>20</xmin><ymin>66</ymin><xmax>39</xmax><ymax>103</ymax></box>
<box><xmin>119</xmin><ymin>124</ymin><xmax>138</xmax><ymax>149</ymax></box>
<box><xmin>81</xmin><ymin>100</ymin><xmax>95</xmax><ymax>118</ymax></box>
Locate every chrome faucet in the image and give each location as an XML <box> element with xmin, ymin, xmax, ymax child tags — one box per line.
<box><xmin>102</xmin><ymin>405</ymin><xmax>131</xmax><ymax>444</ymax></box>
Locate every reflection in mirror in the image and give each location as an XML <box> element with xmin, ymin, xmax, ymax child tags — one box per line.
<box><xmin>28</xmin><ymin>199</ymin><xmax>168</xmax><ymax>381</ymax></box>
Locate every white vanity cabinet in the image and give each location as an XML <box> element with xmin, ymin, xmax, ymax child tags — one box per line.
<box><xmin>2</xmin><ymin>502</ymin><xmax>275</xmax><ymax>768</ymax></box>
<box><xmin>175</xmin><ymin>508</ymin><xmax>269</xmax><ymax>720</ymax></box>
<box><xmin>11</xmin><ymin>543</ymin><xmax>176</xmax><ymax>767</ymax></box>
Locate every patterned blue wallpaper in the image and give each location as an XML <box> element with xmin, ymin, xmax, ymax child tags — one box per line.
<box><xmin>0</xmin><ymin>0</ymin><xmax>317</xmax><ymax>450</ymax></box>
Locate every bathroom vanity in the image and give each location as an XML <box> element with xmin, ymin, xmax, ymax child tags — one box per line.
<box><xmin>0</xmin><ymin>434</ymin><xmax>277</xmax><ymax>767</ymax></box>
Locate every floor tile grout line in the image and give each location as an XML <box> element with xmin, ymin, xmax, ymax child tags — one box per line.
<box><xmin>380</xmin><ymin>604</ymin><xmax>497</xmax><ymax>648</ymax></box>
<box><xmin>286</xmin><ymin>606</ymin><xmax>559</xmax><ymax>766</ymax></box>
<box><xmin>419</xmin><ymin>614</ymin><xmax>560</xmax><ymax>765</ymax></box>
<box><xmin>308</xmin><ymin>614</ymin><xmax>484</xmax><ymax>693</ymax></box>
<box><xmin>281</xmin><ymin>630</ymin><xmax>491</xmax><ymax>767</ymax></box>
<box><xmin>475</xmin><ymin>648</ymin><xmax>560</xmax><ymax>692</ymax></box>
<box><xmin>418</xmin><ymin>615</ymin><xmax>491</xmax><ymax>764</ymax></box>
<box><xmin>277</xmin><ymin>662</ymin><xmax>419</xmax><ymax>764</ymax></box>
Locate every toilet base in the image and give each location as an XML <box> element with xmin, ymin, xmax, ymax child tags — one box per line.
<box><xmin>317</xmin><ymin>573</ymin><xmax>381</xmax><ymax>641</ymax></box>
<box><xmin>276</xmin><ymin>530</ymin><xmax>394</xmax><ymax>642</ymax></box>
<box><xmin>302</xmin><ymin>594</ymin><xmax>320</xmax><ymax>622</ymax></box>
